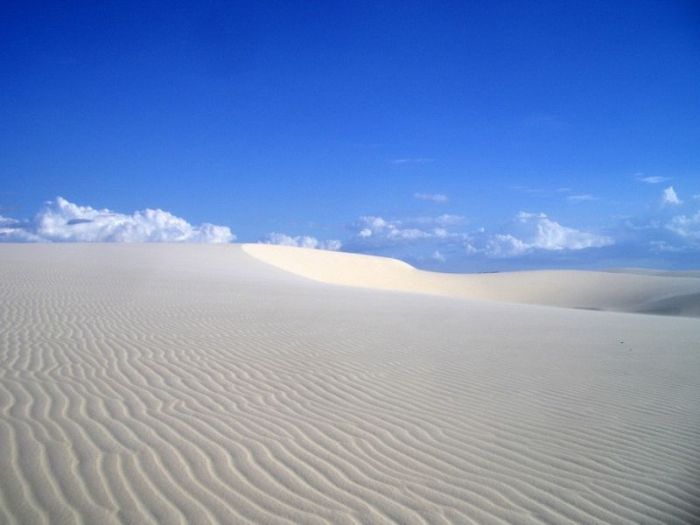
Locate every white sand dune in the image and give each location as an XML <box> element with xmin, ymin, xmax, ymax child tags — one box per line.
<box><xmin>243</xmin><ymin>244</ymin><xmax>700</xmax><ymax>317</ymax></box>
<box><xmin>604</xmin><ymin>268</ymin><xmax>700</xmax><ymax>279</ymax></box>
<box><xmin>1</xmin><ymin>244</ymin><xmax>699</xmax><ymax>524</ymax></box>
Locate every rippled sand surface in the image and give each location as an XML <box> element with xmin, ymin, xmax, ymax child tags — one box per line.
<box><xmin>1</xmin><ymin>244</ymin><xmax>699</xmax><ymax>524</ymax></box>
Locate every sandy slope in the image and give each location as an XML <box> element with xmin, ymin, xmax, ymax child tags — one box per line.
<box><xmin>243</xmin><ymin>244</ymin><xmax>700</xmax><ymax>317</ymax></box>
<box><xmin>1</xmin><ymin>244</ymin><xmax>699</xmax><ymax>524</ymax></box>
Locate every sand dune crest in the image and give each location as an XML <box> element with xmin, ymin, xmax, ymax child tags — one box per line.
<box><xmin>243</xmin><ymin>244</ymin><xmax>700</xmax><ymax>317</ymax></box>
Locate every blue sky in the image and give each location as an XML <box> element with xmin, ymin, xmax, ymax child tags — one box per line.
<box><xmin>2</xmin><ymin>1</ymin><xmax>699</xmax><ymax>270</ymax></box>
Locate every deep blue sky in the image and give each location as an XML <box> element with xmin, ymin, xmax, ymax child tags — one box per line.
<box><xmin>2</xmin><ymin>1</ymin><xmax>699</xmax><ymax>270</ymax></box>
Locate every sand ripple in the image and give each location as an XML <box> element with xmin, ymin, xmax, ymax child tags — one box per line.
<box><xmin>1</xmin><ymin>244</ymin><xmax>699</xmax><ymax>524</ymax></box>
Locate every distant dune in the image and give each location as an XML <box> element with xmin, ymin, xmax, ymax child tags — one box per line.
<box><xmin>243</xmin><ymin>244</ymin><xmax>700</xmax><ymax>317</ymax></box>
<box><xmin>1</xmin><ymin>244</ymin><xmax>699</xmax><ymax>524</ymax></box>
<box><xmin>603</xmin><ymin>268</ymin><xmax>700</xmax><ymax>279</ymax></box>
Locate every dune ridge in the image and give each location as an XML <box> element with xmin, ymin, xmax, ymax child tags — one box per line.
<box><xmin>243</xmin><ymin>244</ymin><xmax>700</xmax><ymax>317</ymax></box>
<box><xmin>1</xmin><ymin>244</ymin><xmax>699</xmax><ymax>524</ymax></box>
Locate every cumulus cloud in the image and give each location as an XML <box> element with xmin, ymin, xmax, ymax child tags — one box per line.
<box><xmin>0</xmin><ymin>197</ymin><xmax>235</xmax><ymax>243</ymax></box>
<box><xmin>484</xmin><ymin>212</ymin><xmax>613</xmax><ymax>257</ymax></box>
<box><xmin>352</xmin><ymin>215</ymin><xmax>468</xmax><ymax>245</ymax></box>
<box><xmin>661</xmin><ymin>186</ymin><xmax>682</xmax><ymax>206</ymax></box>
<box><xmin>262</xmin><ymin>232</ymin><xmax>342</xmax><ymax>251</ymax></box>
<box><xmin>485</xmin><ymin>234</ymin><xmax>530</xmax><ymax>256</ymax></box>
<box><xmin>414</xmin><ymin>192</ymin><xmax>448</xmax><ymax>203</ymax></box>
<box><xmin>356</xmin><ymin>216</ymin><xmax>432</xmax><ymax>241</ymax></box>
<box><xmin>347</xmin><ymin>211</ymin><xmax>613</xmax><ymax>261</ymax></box>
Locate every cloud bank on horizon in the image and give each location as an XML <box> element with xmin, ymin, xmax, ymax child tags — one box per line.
<box><xmin>0</xmin><ymin>197</ymin><xmax>235</xmax><ymax>243</ymax></box>
<box><xmin>344</xmin><ymin>211</ymin><xmax>613</xmax><ymax>259</ymax></box>
<box><xmin>341</xmin><ymin>185</ymin><xmax>700</xmax><ymax>268</ymax></box>
<box><xmin>1</xmin><ymin>188</ymin><xmax>699</xmax><ymax>270</ymax></box>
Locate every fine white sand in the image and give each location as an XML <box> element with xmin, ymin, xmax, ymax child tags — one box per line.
<box><xmin>243</xmin><ymin>244</ymin><xmax>700</xmax><ymax>317</ymax></box>
<box><xmin>1</xmin><ymin>243</ymin><xmax>699</xmax><ymax>524</ymax></box>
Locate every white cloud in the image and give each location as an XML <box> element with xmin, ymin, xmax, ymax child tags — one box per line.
<box><xmin>661</xmin><ymin>186</ymin><xmax>682</xmax><ymax>206</ymax></box>
<box><xmin>566</xmin><ymin>194</ymin><xmax>596</xmax><ymax>203</ymax></box>
<box><xmin>618</xmin><ymin>199</ymin><xmax>700</xmax><ymax>254</ymax></box>
<box><xmin>431</xmin><ymin>250</ymin><xmax>446</xmax><ymax>262</ymax></box>
<box><xmin>515</xmin><ymin>211</ymin><xmax>545</xmax><ymax>221</ymax></box>
<box><xmin>263</xmin><ymin>232</ymin><xmax>342</xmax><ymax>251</ymax></box>
<box><xmin>414</xmin><ymin>192</ymin><xmax>448</xmax><ymax>203</ymax></box>
<box><xmin>348</xmin><ymin>211</ymin><xmax>613</xmax><ymax>260</ymax></box>
<box><xmin>485</xmin><ymin>212</ymin><xmax>613</xmax><ymax>256</ymax></box>
<box><xmin>0</xmin><ymin>215</ymin><xmax>19</xmax><ymax>227</ymax></box>
<box><xmin>486</xmin><ymin>234</ymin><xmax>531</xmax><ymax>256</ymax></box>
<box><xmin>0</xmin><ymin>214</ymin><xmax>42</xmax><ymax>242</ymax></box>
<box><xmin>666</xmin><ymin>210</ymin><xmax>700</xmax><ymax>240</ymax></box>
<box><xmin>351</xmin><ymin>215</ymin><xmax>467</xmax><ymax>245</ymax></box>
<box><xmin>649</xmin><ymin>240</ymin><xmax>686</xmax><ymax>253</ymax></box>
<box><xmin>0</xmin><ymin>197</ymin><xmax>235</xmax><ymax>243</ymax></box>
<box><xmin>409</xmin><ymin>214</ymin><xmax>467</xmax><ymax>227</ymax></box>
<box><xmin>637</xmin><ymin>175</ymin><xmax>670</xmax><ymax>184</ymax></box>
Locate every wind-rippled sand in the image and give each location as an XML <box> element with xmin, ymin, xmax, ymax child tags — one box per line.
<box><xmin>1</xmin><ymin>244</ymin><xmax>699</xmax><ymax>524</ymax></box>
